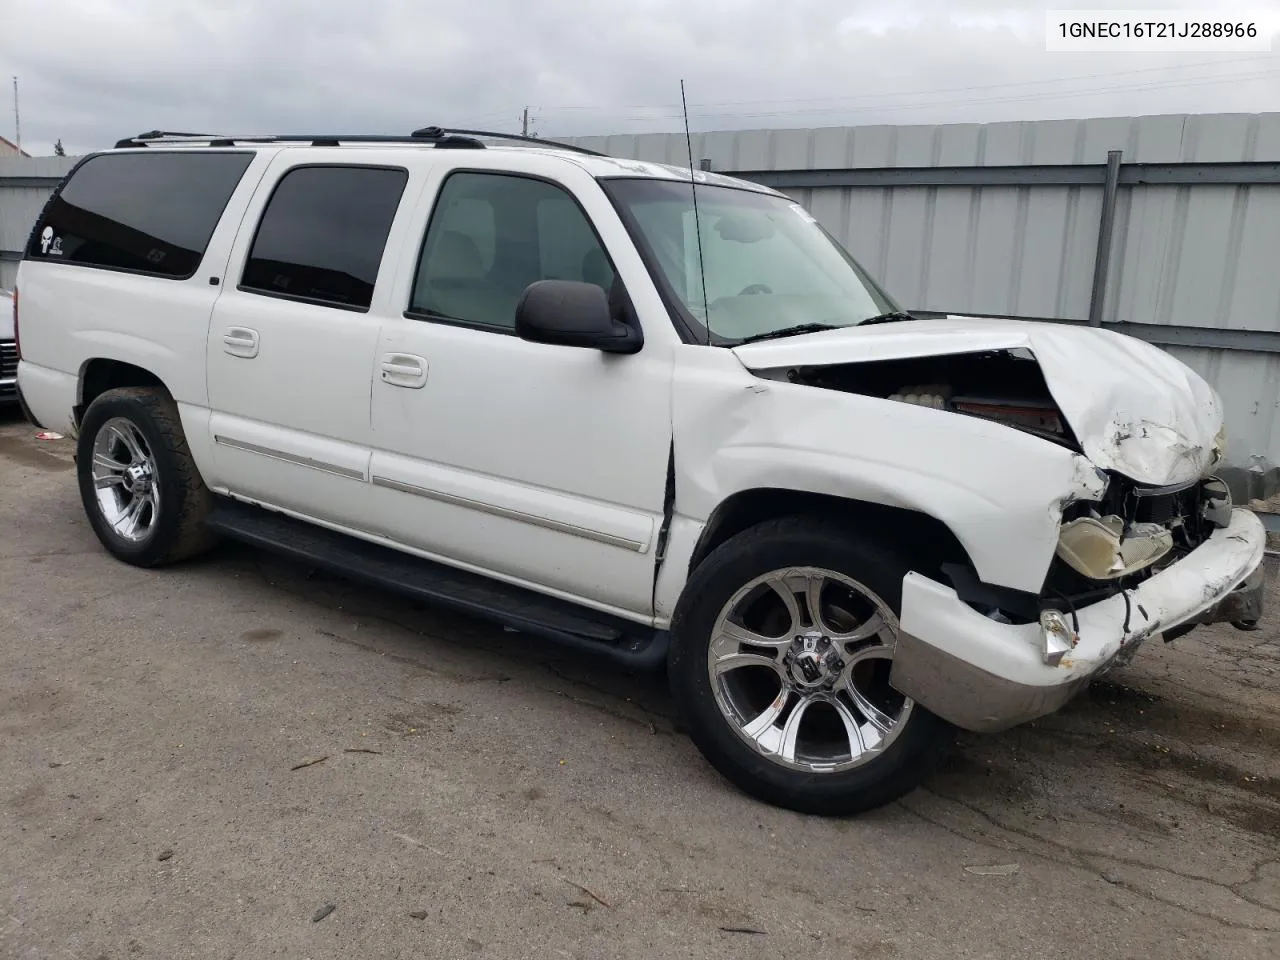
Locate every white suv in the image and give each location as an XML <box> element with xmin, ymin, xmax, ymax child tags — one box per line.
<box><xmin>15</xmin><ymin>128</ymin><xmax>1266</xmax><ymax>815</ymax></box>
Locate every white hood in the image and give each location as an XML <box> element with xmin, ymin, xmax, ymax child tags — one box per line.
<box><xmin>731</xmin><ymin>316</ymin><xmax>1223</xmax><ymax>487</ymax></box>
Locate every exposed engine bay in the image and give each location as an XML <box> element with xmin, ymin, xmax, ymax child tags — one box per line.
<box><xmin>773</xmin><ymin>348</ymin><xmax>1080</xmax><ymax>449</ymax></box>
<box><xmin>760</xmin><ymin>347</ymin><xmax>1235</xmax><ymax>627</ymax></box>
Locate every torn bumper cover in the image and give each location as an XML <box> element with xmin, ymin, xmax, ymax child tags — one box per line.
<box><xmin>889</xmin><ymin>507</ymin><xmax>1266</xmax><ymax>733</ymax></box>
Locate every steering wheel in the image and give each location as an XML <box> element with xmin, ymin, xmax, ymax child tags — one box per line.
<box><xmin>739</xmin><ymin>283</ymin><xmax>773</xmax><ymax>295</ymax></box>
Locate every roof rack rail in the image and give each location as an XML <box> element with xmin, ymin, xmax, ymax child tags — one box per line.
<box><xmin>113</xmin><ymin>127</ymin><xmax>604</xmax><ymax>157</ymax></box>
<box><xmin>113</xmin><ymin>130</ymin><xmax>484</xmax><ymax>149</ymax></box>
<box><xmin>410</xmin><ymin>126</ymin><xmax>604</xmax><ymax>156</ymax></box>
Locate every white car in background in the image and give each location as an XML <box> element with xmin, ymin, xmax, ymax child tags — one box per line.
<box><xmin>1</xmin><ymin>287</ymin><xmax>16</xmax><ymax>405</ymax></box>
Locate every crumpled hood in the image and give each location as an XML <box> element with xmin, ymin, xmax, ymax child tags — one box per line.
<box><xmin>731</xmin><ymin>315</ymin><xmax>1223</xmax><ymax>487</ymax></box>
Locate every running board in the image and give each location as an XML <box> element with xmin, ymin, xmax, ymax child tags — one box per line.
<box><xmin>204</xmin><ymin>498</ymin><xmax>669</xmax><ymax>670</ymax></box>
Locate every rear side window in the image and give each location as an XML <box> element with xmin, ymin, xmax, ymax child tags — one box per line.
<box><xmin>26</xmin><ymin>151</ymin><xmax>254</xmax><ymax>279</ymax></box>
<box><xmin>240</xmin><ymin>165</ymin><xmax>408</xmax><ymax>311</ymax></box>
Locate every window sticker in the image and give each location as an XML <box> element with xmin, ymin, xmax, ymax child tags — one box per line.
<box><xmin>40</xmin><ymin>226</ymin><xmax>63</xmax><ymax>256</ymax></box>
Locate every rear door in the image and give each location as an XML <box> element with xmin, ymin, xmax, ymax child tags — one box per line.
<box><xmin>204</xmin><ymin>157</ymin><xmax>415</xmax><ymax>528</ymax></box>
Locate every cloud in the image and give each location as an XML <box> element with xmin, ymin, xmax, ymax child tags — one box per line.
<box><xmin>2</xmin><ymin>0</ymin><xmax>1278</xmax><ymax>155</ymax></box>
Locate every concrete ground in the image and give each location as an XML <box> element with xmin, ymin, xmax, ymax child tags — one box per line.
<box><xmin>1</xmin><ymin>410</ymin><xmax>1278</xmax><ymax>960</ymax></box>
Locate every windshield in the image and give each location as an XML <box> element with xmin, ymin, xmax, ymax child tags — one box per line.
<box><xmin>604</xmin><ymin>177</ymin><xmax>903</xmax><ymax>344</ymax></box>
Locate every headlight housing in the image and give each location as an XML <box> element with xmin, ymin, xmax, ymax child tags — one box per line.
<box><xmin>1056</xmin><ymin>514</ymin><xmax>1173</xmax><ymax>579</ymax></box>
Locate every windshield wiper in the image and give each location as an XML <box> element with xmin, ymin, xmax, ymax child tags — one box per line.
<box><xmin>858</xmin><ymin>311</ymin><xmax>917</xmax><ymax>326</ymax></box>
<box><xmin>735</xmin><ymin>323</ymin><xmax>841</xmax><ymax>345</ymax></box>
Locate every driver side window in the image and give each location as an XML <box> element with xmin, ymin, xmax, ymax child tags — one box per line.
<box><xmin>409</xmin><ymin>172</ymin><xmax>616</xmax><ymax>331</ymax></box>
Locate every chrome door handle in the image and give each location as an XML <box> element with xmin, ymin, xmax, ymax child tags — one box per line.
<box><xmin>222</xmin><ymin>327</ymin><xmax>260</xmax><ymax>358</ymax></box>
<box><xmin>379</xmin><ymin>353</ymin><xmax>427</xmax><ymax>388</ymax></box>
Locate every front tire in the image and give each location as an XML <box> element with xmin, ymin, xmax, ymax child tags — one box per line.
<box><xmin>669</xmin><ymin>516</ymin><xmax>954</xmax><ymax>816</ymax></box>
<box><xmin>76</xmin><ymin>387</ymin><xmax>217</xmax><ymax>567</ymax></box>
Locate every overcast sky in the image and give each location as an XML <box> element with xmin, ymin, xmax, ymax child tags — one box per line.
<box><xmin>3</xmin><ymin>0</ymin><xmax>1279</xmax><ymax>155</ymax></box>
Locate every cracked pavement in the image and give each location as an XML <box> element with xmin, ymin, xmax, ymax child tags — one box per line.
<box><xmin>1</xmin><ymin>414</ymin><xmax>1278</xmax><ymax>959</ymax></box>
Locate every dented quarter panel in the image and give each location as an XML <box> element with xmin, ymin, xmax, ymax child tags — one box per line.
<box><xmin>731</xmin><ymin>316</ymin><xmax>1223</xmax><ymax>487</ymax></box>
<box><xmin>664</xmin><ymin>347</ymin><xmax>1106</xmax><ymax>600</ymax></box>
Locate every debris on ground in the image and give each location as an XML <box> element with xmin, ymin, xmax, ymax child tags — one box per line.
<box><xmin>291</xmin><ymin>756</ymin><xmax>329</xmax><ymax>771</ymax></box>
<box><xmin>312</xmin><ymin>903</ymin><xmax>336</xmax><ymax>923</ymax></box>
<box><xmin>964</xmin><ymin>864</ymin><xmax>1020</xmax><ymax>876</ymax></box>
<box><xmin>560</xmin><ymin>878</ymin><xmax>611</xmax><ymax>908</ymax></box>
<box><xmin>156</xmin><ymin>850</ymin><xmax>174</xmax><ymax>862</ymax></box>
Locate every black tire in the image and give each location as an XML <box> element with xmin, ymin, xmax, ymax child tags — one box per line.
<box><xmin>76</xmin><ymin>386</ymin><xmax>218</xmax><ymax>567</ymax></box>
<box><xmin>669</xmin><ymin>516</ymin><xmax>954</xmax><ymax>816</ymax></box>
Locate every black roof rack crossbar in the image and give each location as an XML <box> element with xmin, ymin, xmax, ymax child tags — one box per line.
<box><xmin>114</xmin><ymin>127</ymin><xmax>604</xmax><ymax>157</ymax></box>
<box><xmin>410</xmin><ymin>126</ymin><xmax>605</xmax><ymax>156</ymax></box>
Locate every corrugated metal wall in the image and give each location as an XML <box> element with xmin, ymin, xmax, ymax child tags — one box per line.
<box><xmin>566</xmin><ymin>114</ymin><xmax>1280</xmax><ymax>497</ymax></box>
<box><xmin>0</xmin><ymin>156</ymin><xmax>76</xmax><ymax>290</ymax></box>
<box><xmin>2</xmin><ymin>116</ymin><xmax>1278</xmax><ymax>496</ymax></box>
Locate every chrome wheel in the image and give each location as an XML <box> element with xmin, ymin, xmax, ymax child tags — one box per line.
<box><xmin>90</xmin><ymin>417</ymin><xmax>160</xmax><ymax>543</ymax></box>
<box><xmin>707</xmin><ymin>566</ymin><xmax>913</xmax><ymax>773</ymax></box>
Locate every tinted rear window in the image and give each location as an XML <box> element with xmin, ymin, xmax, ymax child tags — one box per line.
<box><xmin>27</xmin><ymin>151</ymin><xmax>254</xmax><ymax>278</ymax></box>
<box><xmin>240</xmin><ymin>165</ymin><xmax>408</xmax><ymax>311</ymax></box>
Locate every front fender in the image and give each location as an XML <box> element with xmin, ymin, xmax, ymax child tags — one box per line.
<box><xmin>670</xmin><ymin>351</ymin><xmax>1105</xmax><ymax>596</ymax></box>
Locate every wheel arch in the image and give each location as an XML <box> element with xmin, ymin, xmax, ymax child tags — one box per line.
<box><xmin>687</xmin><ymin>487</ymin><xmax>976</xmax><ymax>582</ymax></box>
<box><xmin>75</xmin><ymin>357</ymin><xmax>169</xmax><ymax>427</ymax></box>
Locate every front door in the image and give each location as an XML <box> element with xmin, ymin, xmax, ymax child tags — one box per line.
<box><xmin>367</xmin><ymin>164</ymin><xmax>674</xmax><ymax>620</ymax></box>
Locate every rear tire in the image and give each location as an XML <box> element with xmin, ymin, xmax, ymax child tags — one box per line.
<box><xmin>76</xmin><ymin>387</ymin><xmax>218</xmax><ymax>567</ymax></box>
<box><xmin>669</xmin><ymin>516</ymin><xmax>954</xmax><ymax>816</ymax></box>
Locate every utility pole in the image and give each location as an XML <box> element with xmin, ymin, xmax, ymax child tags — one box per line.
<box><xmin>521</xmin><ymin>106</ymin><xmax>529</xmax><ymax>137</ymax></box>
<box><xmin>12</xmin><ymin>76</ymin><xmax>19</xmax><ymax>153</ymax></box>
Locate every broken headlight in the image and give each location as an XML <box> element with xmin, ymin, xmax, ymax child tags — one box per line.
<box><xmin>1040</xmin><ymin>609</ymin><xmax>1078</xmax><ymax>665</ymax></box>
<box><xmin>1056</xmin><ymin>514</ymin><xmax>1173</xmax><ymax>580</ymax></box>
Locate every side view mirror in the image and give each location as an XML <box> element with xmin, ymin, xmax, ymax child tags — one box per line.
<box><xmin>514</xmin><ymin>280</ymin><xmax>642</xmax><ymax>354</ymax></box>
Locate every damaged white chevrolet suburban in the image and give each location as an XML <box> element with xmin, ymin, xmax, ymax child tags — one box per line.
<box><xmin>14</xmin><ymin>129</ymin><xmax>1266</xmax><ymax>815</ymax></box>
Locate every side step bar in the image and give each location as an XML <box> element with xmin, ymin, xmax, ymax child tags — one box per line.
<box><xmin>204</xmin><ymin>497</ymin><xmax>669</xmax><ymax>670</ymax></box>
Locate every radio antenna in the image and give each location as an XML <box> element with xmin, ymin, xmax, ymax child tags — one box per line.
<box><xmin>680</xmin><ymin>80</ymin><xmax>710</xmax><ymax>345</ymax></box>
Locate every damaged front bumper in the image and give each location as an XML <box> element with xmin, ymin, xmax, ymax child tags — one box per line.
<box><xmin>1183</xmin><ymin>557</ymin><xmax>1266</xmax><ymax>629</ymax></box>
<box><xmin>889</xmin><ymin>507</ymin><xmax>1266</xmax><ymax>733</ymax></box>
